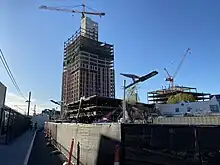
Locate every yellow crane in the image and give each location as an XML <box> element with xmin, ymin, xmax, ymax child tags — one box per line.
<box><xmin>164</xmin><ymin>48</ymin><xmax>191</xmax><ymax>88</ymax></box>
<box><xmin>39</xmin><ymin>1</ymin><xmax>105</xmax><ymax>19</ymax></box>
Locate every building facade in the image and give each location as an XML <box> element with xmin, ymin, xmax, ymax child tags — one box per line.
<box><xmin>0</xmin><ymin>82</ymin><xmax>6</xmax><ymax>109</ymax></box>
<box><xmin>61</xmin><ymin>17</ymin><xmax>115</xmax><ymax>106</ymax></box>
<box><xmin>156</xmin><ymin>96</ymin><xmax>220</xmax><ymax>116</ymax></box>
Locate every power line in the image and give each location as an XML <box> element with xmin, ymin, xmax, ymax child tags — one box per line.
<box><xmin>14</xmin><ymin>105</ymin><xmax>26</xmax><ymax>113</ymax></box>
<box><xmin>0</xmin><ymin>49</ymin><xmax>27</xmax><ymax>101</ymax></box>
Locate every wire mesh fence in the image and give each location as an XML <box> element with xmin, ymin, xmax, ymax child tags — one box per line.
<box><xmin>0</xmin><ymin>107</ymin><xmax>30</xmax><ymax>144</ymax></box>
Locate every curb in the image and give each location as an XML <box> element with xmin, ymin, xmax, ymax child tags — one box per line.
<box><xmin>23</xmin><ymin>130</ymin><xmax>38</xmax><ymax>165</ymax></box>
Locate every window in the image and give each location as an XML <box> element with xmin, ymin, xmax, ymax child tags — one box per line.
<box><xmin>187</xmin><ymin>107</ymin><xmax>192</xmax><ymax>112</ymax></box>
<box><xmin>175</xmin><ymin>108</ymin><xmax>180</xmax><ymax>112</ymax></box>
<box><xmin>210</xmin><ymin>105</ymin><xmax>219</xmax><ymax>113</ymax></box>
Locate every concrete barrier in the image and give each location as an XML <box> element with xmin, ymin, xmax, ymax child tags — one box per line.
<box><xmin>45</xmin><ymin>121</ymin><xmax>220</xmax><ymax>165</ymax></box>
<box><xmin>46</xmin><ymin>122</ymin><xmax>121</xmax><ymax>165</ymax></box>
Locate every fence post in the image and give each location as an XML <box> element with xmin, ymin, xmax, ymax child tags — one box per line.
<box><xmin>77</xmin><ymin>142</ymin><xmax>80</xmax><ymax>165</ymax></box>
<box><xmin>5</xmin><ymin>108</ymin><xmax>11</xmax><ymax>144</ymax></box>
<box><xmin>194</xmin><ymin>127</ymin><xmax>203</xmax><ymax>165</ymax></box>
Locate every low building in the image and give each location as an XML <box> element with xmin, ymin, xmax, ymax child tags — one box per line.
<box><xmin>156</xmin><ymin>96</ymin><xmax>220</xmax><ymax>116</ymax></box>
<box><xmin>0</xmin><ymin>82</ymin><xmax>6</xmax><ymax>109</ymax></box>
<box><xmin>0</xmin><ymin>82</ymin><xmax>7</xmax><ymax>136</ymax></box>
<box><xmin>42</xmin><ymin>108</ymin><xmax>60</xmax><ymax>120</ymax></box>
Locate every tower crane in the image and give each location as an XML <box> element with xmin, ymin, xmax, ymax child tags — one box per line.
<box><xmin>39</xmin><ymin>1</ymin><xmax>105</xmax><ymax>19</ymax></box>
<box><xmin>164</xmin><ymin>48</ymin><xmax>191</xmax><ymax>88</ymax></box>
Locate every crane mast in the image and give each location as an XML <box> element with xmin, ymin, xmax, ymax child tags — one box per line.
<box><xmin>164</xmin><ymin>48</ymin><xmax>191</xmax><ymax>88</ymax></box>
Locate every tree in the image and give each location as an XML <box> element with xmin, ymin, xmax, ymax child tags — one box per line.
<box><xmin>126</xmin><ymin>84</ymin><xmax>140</xmax><ymax>105</ymax></box>
<box><xmin>167</xmin><ymin>93</ymin><xmax>196</xmax><ymax>104</ymax></box>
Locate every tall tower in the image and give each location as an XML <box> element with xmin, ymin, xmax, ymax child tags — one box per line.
<box><xmin>61</xmin><ymin>17</ymin><xmax>115</xmax><ymax>106</ymax></box>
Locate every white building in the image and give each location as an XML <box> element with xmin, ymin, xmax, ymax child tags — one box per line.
<box><xmin>81</xmin><ymin>16</ymin><xmax>98</xmax><ymax>40</ymax></box>
<box><xmin>156</xmin><ymin>96</ymin><xmax>220</xmax><ymax>116</ymax></box>
<box><xmin>31</xmin><ymin>113</ymin><xmax>49</xmax><ymax>129</ymax></box>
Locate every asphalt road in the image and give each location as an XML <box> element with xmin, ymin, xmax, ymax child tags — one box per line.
<box><xmin>28</xmin><ymin>130</ymin><xmax>67</xmax><ymax>165</ymax></box>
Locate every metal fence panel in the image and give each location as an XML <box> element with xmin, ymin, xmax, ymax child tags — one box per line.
<box><xmin>121</xmin><ymin>124</ymin><xmax>220</xmax><ymax>165</ymax></box>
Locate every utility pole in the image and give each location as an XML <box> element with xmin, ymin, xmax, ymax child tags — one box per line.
<box><xmin>122</xmin><ymin>80</ymin><xmax>126</xmax><ymax>122</ymax></box>
<box><xmin>27</xmin><ymin>91</ymin><xmax>31</xmax><ymax>116</ymax></box>
<box><xmin>33</xmin><ymin>104</ymin><xmax>36</xmax><ymax>116</ymax></box>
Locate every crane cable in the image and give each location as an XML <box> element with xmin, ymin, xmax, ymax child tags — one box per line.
<box><xmin>0</xmin><ymin>49</ymin><xmax>27</xmax><ymax>101</ymax></box>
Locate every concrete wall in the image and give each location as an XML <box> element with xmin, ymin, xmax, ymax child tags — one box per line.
<box><xmin>156</xmin><ymin>96</ymin><xmax>220</xmax><ymax>116</ymax></box>
<box><xmin>46</xmin><ymin>122</ymin><xmax>121</xmax><ymax>165</ymax></box>
<box><xmin>153</xmin><ymin>116</ymin><xmax>220</xmax><ymax>125</ymax></box>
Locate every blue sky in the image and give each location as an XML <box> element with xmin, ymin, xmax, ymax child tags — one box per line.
<box><xmin>1</xmin><ymin>0</ymin><xmax>220</xmax><ymax>112</ymax></box>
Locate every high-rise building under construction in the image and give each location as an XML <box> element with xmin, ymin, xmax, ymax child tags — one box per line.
<box><xmin>61</xmin><ymin>17</ymin><xmax>115</xmax><ymax>105</ymax></box>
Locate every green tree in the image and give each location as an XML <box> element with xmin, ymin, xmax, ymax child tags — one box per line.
<box><xmin>167</xmin><ymin>93</ymin><xmax>196</xmax><ymax>104</ymax></box>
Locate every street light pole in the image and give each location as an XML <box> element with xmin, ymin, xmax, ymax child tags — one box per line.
<box><xmin>122</xmin><ymin>80</ymin><xmax>126</xmax><ymax>122</ymax></box>
<box><xmin>50</xmin><ymin>99</ymin><xmax>64</xmax><ymax>120</ymax></box>
<box><xmin>120</xmin><ymin>71</ymin><xmax>159</xmax><ymax>123</ymax></box>
<box><xmin>60</xmin><ymin>101</ymin><xmax>64</xmax><ymax>120</ymax></box>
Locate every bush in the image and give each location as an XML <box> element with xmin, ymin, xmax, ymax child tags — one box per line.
<box><xmin>167</xmin><ymin>93</ymin><xmax>196</xmax><ymax>104</ymax></box>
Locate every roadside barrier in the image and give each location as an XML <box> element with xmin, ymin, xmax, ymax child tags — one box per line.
<box><xmin>114</xmin><ymin>144</ymin><xmax>120</xmax><ymax>165</ymax></box>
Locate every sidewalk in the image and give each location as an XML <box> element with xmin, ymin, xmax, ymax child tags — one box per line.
<box><xmin>0</xmin><ymin>130</ymin><xmax>35</xmax><ymax>165</ymax></box>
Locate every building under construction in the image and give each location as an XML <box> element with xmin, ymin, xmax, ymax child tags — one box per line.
<box><xmin>61</xmin><ymin>17</ymin><xmax>115</xmax><ymax>106</ymax></box>
<box><xmin>147</xmin><ymin>86</ymin><xmax>211</xmax><ymax>104</ymax></box>
<box><xmin>65</xmin><ymin>95</ymin><xmax>157</xmax><ymax>123</ymax></box>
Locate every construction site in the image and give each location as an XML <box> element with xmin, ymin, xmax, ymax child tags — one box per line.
<box><xmin>148</xmin><ymin>86</ymin><xmax>211</xmax><ymax>104</ymax></box>
<box><xmin>38</xmin><ymin>2</ymin><xmax>220</xmax><ymax>165</ymax></box>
